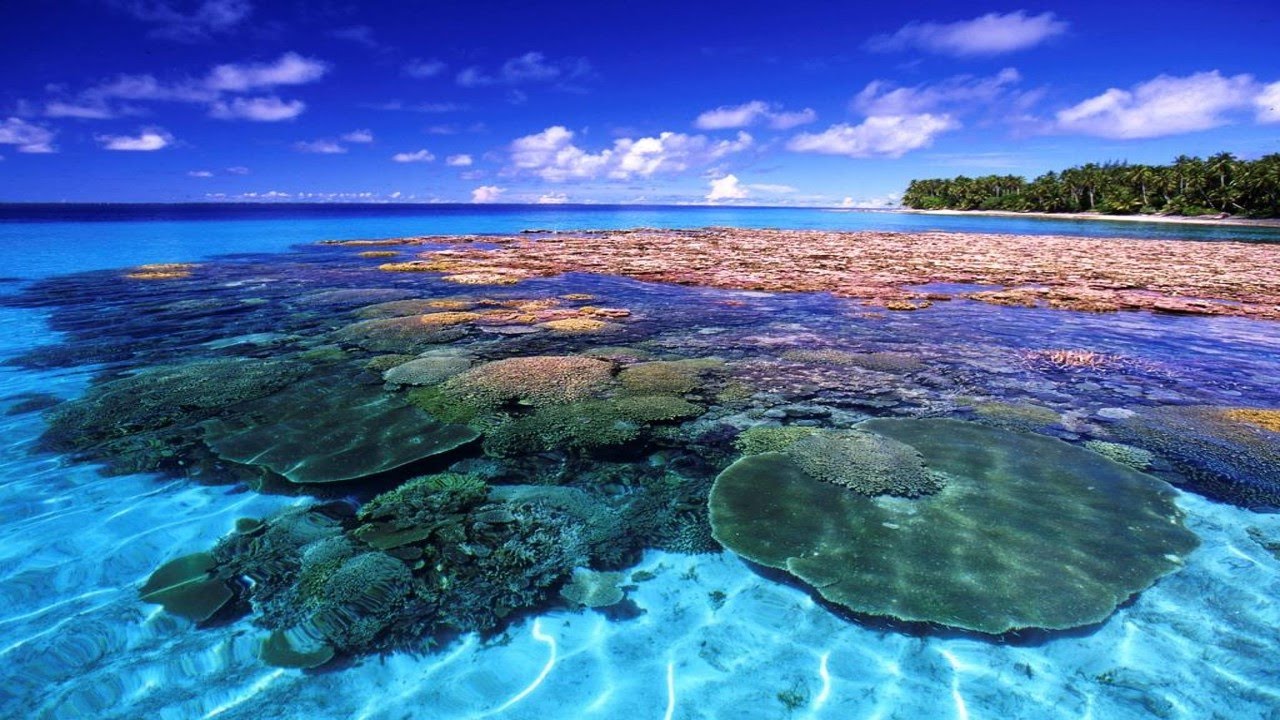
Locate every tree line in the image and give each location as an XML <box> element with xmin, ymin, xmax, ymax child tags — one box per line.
<box><xmin>902</xmin><ymin>153</ymin><xmax>1280</xmax><ymax>218</ymax></box>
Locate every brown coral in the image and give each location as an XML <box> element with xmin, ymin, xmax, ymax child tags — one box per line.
<box><xmin>125</xmin><ymin>263</ymin><xmax>197</xmax><ymax>280</ymax></box>
<box><xmin>442</xmin><ymin>355</ymin><xmax>615</xmax><ymax>408</ymax></box>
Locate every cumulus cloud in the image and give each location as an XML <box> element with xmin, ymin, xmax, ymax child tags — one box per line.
<box><xmin>294</xmin><ymin>139</ymin><xmax>346</xmax><ymax>154</ymax></box>
<box><xmin>854</xmin><ymin>68</ymin><xmax>1023</xmax><ymax>115</ymax></box>
<box><xmin>54</xmin><ymin>52</ymin><xmax>326</xmax><ymax>122</ymax></box>
<box><xmin>706</xmin><ymin>174</ymin><xmax>748</xmax><ymax>202</ymax></box>
<box><xmin>205</xmin><ymin>52</ymin><xmax>329</xmax><ymax>92</ymax></box>
<box><xmin>695</xmin><ymin>101</ymin><xmax>816</xmax><ymax>130</ymax></box>
<box><xmin>509</xmin><ymin>126</ymin><xmax>753</xmax><ymax>182</ymax></box>
<box><xmin>1054</xmin><ymin>71</ymin><xmax>1260</xmax><ymax>139</ymax></box>
<box><xmin>403</xmin><ymin>59</ymin><xmax>446</xmax><ymax>79</ymax></box>
<box><xmin>342</xmin><ymin>129</ymin><xmax>374</xmax><ymax>143</ymax></box>
<box><xmin>471</xmin><ymin>185</ymin><xmax>504</xmax><ymax>203</ymax></box>
<box><xmin>446</xmin><ymin>154</ymin><xmax>473</xmax><ymax>167</ymax></box>
<box><xmin>209</xmin><ymin>96</ymin><xmax>305</xmax><ymax>121</ymax></box>
<box><xmin>457</xmin><ymin>52</ymin><xmax>591</xmax><ymax>87</ymax></box>
<box><xmin>97</xmin><ymin>127</ymin><xmax>174</xmax><ymax>151</ymax></box>
<box><xmin>867</xmin><ymin>11</ymin><xmax>1068</xmax><ymax>56</ymax></box>
<box><xmin>1258</xmin><ymin>82</ymin><xmax>1280</xmax><ymax>123</ymax></box>
<box><xmin>0</xmin><ymin>117</ymin><xmax>56</xmax><ymax>153</ymax></box>
<box><xmin>392</xmin><ymin>149</ymin><xmax>435</xmax><ymax>163</ymax></box>
<box><xmin>787</xmin><ymin>115</ymin><xmax>957</xmax><ymax>158</ymax></box>
<box><xmin>111</xmin><ymin>0</ymin><xmax>252</xmax><ymax>41</ymax></box>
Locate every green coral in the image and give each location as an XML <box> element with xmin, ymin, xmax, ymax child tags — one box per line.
<box><xmin>1084</xmin><ymin>440</ymin><xmax>1155</xmax><ymax>470</ymax></box>
<box><xmin>709</xmin><ymin>418</ymin><xmax>1199</xmax><ymax>634</ymax></box>
<box><xmin>783</xmin><ymin>429</ymin><xmax>947</xmax><ymax>498</ymax></box>
<box><xmin>441</xmin><ymin>355</ymin><xmax>616</xmax><ymax>409</ymax></box>
<box><xmin>617</xmin><ymin>358</ymin><xmax>724</xmax><ymax>395</ymax></box>
<box><xmin>734</xmin><ymin>425</ymin><xmax>819</xmax><ymax>455</ymax></box>
<box><xmin>482</xmin><ymin>396</ymin><xmax>703</xmax><ymax>456</ymax></box>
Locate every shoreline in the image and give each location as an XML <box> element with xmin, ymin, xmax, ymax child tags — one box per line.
<box><xmin>901</xmin><ymin>208</ymin><xmax>1280</xmax><ymax>229</ymax></box>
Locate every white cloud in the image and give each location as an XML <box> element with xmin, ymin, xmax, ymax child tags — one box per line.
<box><xmin>748</xmin><ymin>183</ymin><xmax>797</xmax><ymax>193</ymax></box>
<box><xmin>403</xmin><ymin>59</ymin><xmax>446</xmax><ymax>78</ymax></box>
<box><xmin>787</xmin><ymin>115</ymin><xmax>957</xmax><ymax>158</ymax></box>
<box><xmin>854</xmin><ymin>68</ymin><xmax>1022</xmax><ymax>115</ymax></box>
<box><xmin>0</xmin><ymin>117</ymin><xmax>56</xmax><ymax>152</ymax></box>
<box><xmin>392</xmin><ymin>149</ymin><xmax>435</xmax><ymax>163</ymax></box>
<box><xmin>707</xmin><ymin>174</ymin><xmax>748</xmax><ymax>202</ymax></box>
<box><xmin>457</xmin><ymin>52</ymin><xmax>591</xmax><ymax>87</ymax></box>
<box><xmin>342</xmin><ymin>129</ymin><xmax>374</xmax><ymax>143</ymax></box>
<box><xmin>471</xmin><ymin>185</ymin><xmax>504</xmax><ymax>203</ymax></box>
<box><xmin>446</xmin><ymin>154</ymin><xmax>473</xmax><ymax>166</ymax></box>
<box><xmin>537</xmin><ymin>193</ymin><xmax>569</xmax><ymax>204</ymax></box>
<box><xmin>695</xmin><ymin>100</ymin><xmax>817</xmax><ymax>130</ymax></box>
<box><xmin>112</xmin><ymin>0</ymin><xmax>252</xmax><ymax>41</ymax></box>
<box><xmin>867</xmin><ymin>11</ymin><xmax>1068</xmax><ymax>56</ymax></box>
<box><xmin>1258</xmin><ymin>82</ymin><xmax>1280</xmax><ymax>123</ymax></box>
<box><xmin>294</xmin><ymin>139</ymin><xmax>346</xmax><ymax>154</ymax></box>
<box><xmin>188</xmin><ymin>170</ymin><xmax>213</xmax><ymax>177</ymax></box>
<box><xmin>205</xmin><ymin>52</ymin><xmax>329</xmax><ymax>92</ymax></box>
<box><xmin>226</xmin><ymin>165</ymin><xmax>250</xmax><ymax>174</ymax></box>
<box><xmin>97</xmin><ymin>127</ymin><xmax>174</xmax><ymax>151</ymax></box>
<box><xmin>509</xmin><ymin>126</ymin><xmax>754</xmax><ymax>182</ymax></box>
<box><xmin>209</xmin><ymin>96</ymin><xmax>305</xmax><ymax>121</ymax></box>
<box><xmin>44</xmin><ymin>100</ymin><xmax>117</xmax><ymax>119</ymax></box>
<box><xmin>1055</xmin><ymin>71</ymin><xmax>1259</xmax><ymax>139</ymax></box>
<box><xmin>768</xmin><ymin>108</ymin><xmax>817</xmax><ymax>130</ymax></box>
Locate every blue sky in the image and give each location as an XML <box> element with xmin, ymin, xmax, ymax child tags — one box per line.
<box><xmin>1</xmin><ymin>0</ymin><xmax>1278</xmax><ymax>205</ymax></box>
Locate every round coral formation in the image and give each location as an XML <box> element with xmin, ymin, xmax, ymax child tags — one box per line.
<box><xmin>441</xmin><ymin>355</ymin><xmax>615</xmax><ymax>409</ymax></box>
<box><xmin>541</xmin><ymin>317</ymin><xmax>612</xmax><ymax>333</ymax></box>
<box><xmin>618</xmin><ymin>358</ymin><xmax>723</xmax><ymax>395</ymax></box>
<box><xmin>709</xmin><ymin>418</ymin><xmax>1199</xmax><ymax>634</ymax></box>
<box><xmin>784</xmin><ymin>429</ymin><xmax>946</xmax><ymax>498</ymax></box>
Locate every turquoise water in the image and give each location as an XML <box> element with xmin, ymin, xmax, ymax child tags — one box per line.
<box><xmin>1</xmin><ymin>205</ymin><xmax>1279</xmax><ymax>719</ymax></box>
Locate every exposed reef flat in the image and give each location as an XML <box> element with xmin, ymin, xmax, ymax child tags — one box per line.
<box><xmin>332</xmin><ymin>228</ymin><xmax>1280</xmax><ymax>319</ymax></box>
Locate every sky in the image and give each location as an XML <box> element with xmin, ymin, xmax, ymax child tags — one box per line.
<box><xmin>1</xmin><ymin>0</ymin><xmax>1278</xmax><ymax>206</ymax></box>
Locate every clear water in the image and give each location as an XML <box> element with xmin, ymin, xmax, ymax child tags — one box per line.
<box><xmin>1</xmin><ymin>205</ymin><xmax>1278</xmax><ymax>719</ymax></box>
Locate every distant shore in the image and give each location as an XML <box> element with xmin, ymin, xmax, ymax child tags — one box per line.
<box><xmin>901</xmin><ymin>208</ymin><xmax>1280</xmax><ymax>229</ymax></box>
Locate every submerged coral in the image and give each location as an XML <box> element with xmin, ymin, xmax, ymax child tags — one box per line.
<box><xmin>441</xmin><ymin>355</ymin><xmax>615</xmax><ymax>410</ymax></box>
<box><xmin>618</xmin><ymin>358</ymin><xmax>724</xmax><ymax>395</ymax></box>
<box><xmin>783</xmin><ymin>429</ymin><xmax>947</xmax><ymax>498</ymax></box>
<box><xmin>1118</xmin><ymin>405</ymin><xmax>1280</xmax><ymax>509</ymax></box>
<box><xmin>709</xmin><ymin>418</ymin><xmax>1198</xmax><ymax>634</ymax></box>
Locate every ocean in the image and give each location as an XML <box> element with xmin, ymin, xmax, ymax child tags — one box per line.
<box><xmin>1</xmin><ymin>204</ymin><xmax>1278</xmax><ymax>719</ymax></box>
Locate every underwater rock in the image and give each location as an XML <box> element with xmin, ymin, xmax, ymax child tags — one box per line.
<box><xmin>138</xmin><ymin>552</ymin><xmax>233</xmax><ymax>623</ymax></box>
<box><xmin>1117</xmin><ymin>405</ymin><xmax>1280</xmax><ymax>509</ymax></box>
<box><xmin>708</xmin><ymin>418</ymin><xmax>1198</xmax><ymax>634</ymax></box>
<box><xmin>202</xmin><ymin>380</ymin><xmax>479</xmax><ymax>484</ymax></box>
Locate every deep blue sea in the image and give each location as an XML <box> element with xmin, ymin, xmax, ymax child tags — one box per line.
<box><xmin>1</xmin><ymin>204</ymin><xmax>1278</xmax><ymax>719</ymax></box>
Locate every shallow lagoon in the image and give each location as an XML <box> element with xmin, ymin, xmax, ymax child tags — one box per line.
<box><xmin>1</xmin><ymin>206</ymin><xmax>1279</xmax><ymax>719</ymax></box>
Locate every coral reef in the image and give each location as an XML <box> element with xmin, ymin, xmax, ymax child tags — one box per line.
<box><xmin>1084</xmin><ymin>440</ymin><xmax>1156</xmax><ymax>470</ymax></box>
<box><xmin>202</xmin><ymin>379</ymin><xmax>479</xmax><ymax>484</ymax></box>
<box><xmin>784</xmin><ymin>429</ymin><xmax>946</xmax><ymax>497</ymax></box>
<box><xmin>482</xmin><ymin>395</ymin><xmax>702</xmax><ymax>456</ymax></box>
<box><xmin>441</xmin><ymin>355</ymin><xmax>615</xmax><ymax>410</ymax></box>
<box><xmin>541</xmin><ymin>317</ymin><xmax>612</xmax><ymax>333</ymax></box>
<box><xmin>618</xmin><ymin>358</ymin><xmax>724</xmax><ymax>395</ymax></box>
<box><xmin>381</xmin><ymin>355</ymin><xmax>472</xmax><ymax>386</ymax></box>
<box><xmin>1222</xmin><ymin>408</ymin><xmax>1280</xmax><ymax>433</ymax></box>
<box><xmin>709</xmin><ymin>418</ymin><xmax>1199</xmax><ymax>634</ymax></box>
<box><xmin>1117</xmin><ymin>405</ymin><xmax>1280</xmax><ymax>509</ymax></box>
<box><xmin>332</xmin><ymin>315</ymin><xmax>468</xmax><ymax>353</ymax></box>
<box><xmin>125</xmin><ymin>263</ymin><xmax>198</xmax><ymax>280</ymax></box>
<box><xmin>734</xmin><ymin>425</ymin><xmax>819</xmax><ymax>456</ymax></box>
